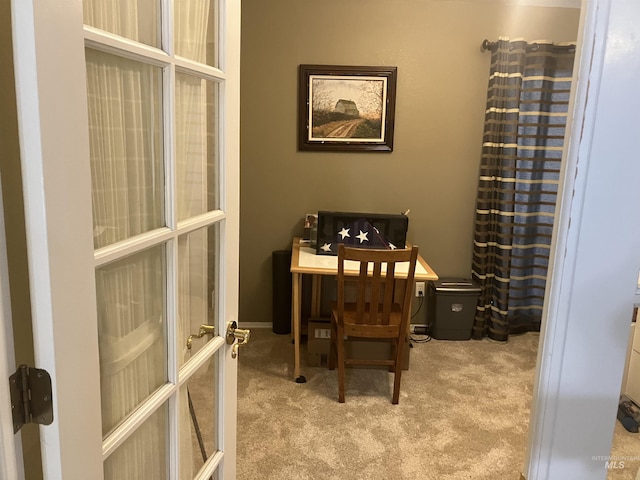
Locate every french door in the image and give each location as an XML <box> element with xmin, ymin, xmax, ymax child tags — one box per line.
<box><xmin>11</xmin><ymin>0</ymin><xmax>241</xmax><ymax>478</ymax></box>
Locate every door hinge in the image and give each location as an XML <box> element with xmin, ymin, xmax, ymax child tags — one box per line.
<box><xmin>9</xmin><ymin>364</ymin><xmax>53</xmax><ymax>433</ymax></box>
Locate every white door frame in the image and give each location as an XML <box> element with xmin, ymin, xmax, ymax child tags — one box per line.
<box><xmin>526</xmin><ymin>0</ymin><xmax>640</xmax><ymax>478</ymax></box>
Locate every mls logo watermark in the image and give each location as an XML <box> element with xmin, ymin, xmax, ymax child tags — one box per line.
<box><xmin>592</xmin><ymin>455</ymin><xmax>640</xmax><ymax>470</ymax></box>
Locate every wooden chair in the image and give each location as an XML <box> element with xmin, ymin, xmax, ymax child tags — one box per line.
<box><xmin>329</xmin><ymin>244</ymin><xmax>419</xmax><ymax>404</ymax></box>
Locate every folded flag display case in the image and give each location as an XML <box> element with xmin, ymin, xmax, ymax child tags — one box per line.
<box><xmin>315</xmin><ymin>211</ymin><xmax>408</xmax><ymax>256</ymax></box>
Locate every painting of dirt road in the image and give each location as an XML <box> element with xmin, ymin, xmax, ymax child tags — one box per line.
<box><xmin>298</xmin><ymin>65</ymin><xmax>397</xmax><ymax>152</ymax></box>
<box><xmin>309</xmin><ymin>76</ymin><xmax>386</xmax><ymax>141</ymax></box>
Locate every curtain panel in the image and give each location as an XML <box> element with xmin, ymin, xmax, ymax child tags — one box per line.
<box><xmin>472</xmin><ymin>37</ymin><xmax>575</xmax><ymax>342</ymax></box>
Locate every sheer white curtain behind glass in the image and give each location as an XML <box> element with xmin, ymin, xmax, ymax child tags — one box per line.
<box><xmin>178</xmin><ymin>227</ymin><xmax>219</xmax><ymax>476</ymax></box>
<box><xmin>85</xmin><ymin>0</ymin><xmax>216</xmax><ymax>477</ymax></box>
<box><xmin>175</xmin><ymin>2</ymin><xmax>219</xmax><ymax>476</ymax></box>
<box><xmin>175</xmin><ymin>74</ymin><xmax>217</xmax><ymax>363</ymax></box>
<box><xmin>86</xmin><ymin>45</ymin><xmax>167</xmax><ymax>479</ymax></box>
<box><xmin>175</xmin><ymin>0</ymin><xmax>214</xmax><ymax>66</ymax></box>
<box><xmin>176</xmin><ymin>48</ymin><xmax>219</xmax><ymax>480</ymax></box>
<box><xmin>174</xmin><ymin>0</ymin><xmax>217</xmax><ymax>384</ymax></box>
<box><xmin>176</xmin><ymin>74</ymin><xmax>209</xmax><ymax>222</ymax></box>
<box><xmin>86</xmin><ymin>48</ymin><xmax>163</xmax><ymax>249</ymax></box>
<box><xmin>83</xmin><ymin>0</ymin><xmax>159</xmax><ymax>47</ymax></box>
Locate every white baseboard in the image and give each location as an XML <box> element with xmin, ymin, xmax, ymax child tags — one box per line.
<box><xmin>239</xmin><ymin>322</ymin><xmax>273</xmax><ymax>329</ymax></box>
<box><xmin>244</xmin><ymin>322</ymin><xmax>429</xmax><ymax>332</ymax></box>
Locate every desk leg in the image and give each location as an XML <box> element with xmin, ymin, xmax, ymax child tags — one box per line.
<box><xmin>292</xmin><ymin>272</ymin><xmax>306</xmax><ymax>383</ymax></box>
<box><xmin>311</xmin><ymin>274</ymin><xmax>321</xmax><ymax>318</ymax></box>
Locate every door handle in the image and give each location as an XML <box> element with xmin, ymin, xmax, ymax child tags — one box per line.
<box><xmin>186</xmin><ymin>324</ymin><xmax>216</xmax><ymax>350</ymax></box>
<box><xmin>226</xmin><ymin>321</ymin><xmax>251</xmax><ymax>359</ymax></box>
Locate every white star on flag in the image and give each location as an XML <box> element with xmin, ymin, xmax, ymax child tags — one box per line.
<box><xmin>356</xmin><ymin>230</ymin><xmax>369</xmax><ymax>243</ymax></box>
<box><xmin>320</xmin><ymin>243</ymin><xmax>332</xmax><ymax>252</ymax></box>
<box><xmin>389</xmin><ymin>243</ymin><xmax>397</xmax><ymax>250</ymax></box>
<box><xmin>338</xmin><ymin>227</ymin><xmax>350</xmax><ymax>239</ymax></box>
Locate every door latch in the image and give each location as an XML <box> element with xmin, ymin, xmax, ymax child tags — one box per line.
<box><xmin>226</xmin><ymin>321</ymin><xmax>251</xmax><ymax>359</ymax></box>
<box><xmin>9</xmin><ymin>365</ymin><xmax>53</xmax><ymax>433</ymax></box>
<box><xmin>187</xmin><ymin>324</ymin><xmax>216</xmax><ymax>350</ymax></box>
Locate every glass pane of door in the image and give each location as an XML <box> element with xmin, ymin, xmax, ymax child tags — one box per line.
<box><xmin>174</xmin><ymin>0</ymin><xmax>218</xmax><ymax>67</ymax></box>
<box><xmin>83</xmin><ymin>0</ymin><xmax>161</xmax><ymax>48</ymax></box>
<box><xmin>176</xmin><ymin>73</ymin><xmax>219</xmax><ymax>221</ymax></box>
<box><xmin>86</xmin><ymin>48</ymin><xmax>164</xmax><ymax>249</ymax></box>
<box><xmin>178</xmin><ymin>224</ymin><xmax>219</xmax><ymax>366</ymax></box>
<box><xmin>180</xmin><ymin>356</ymin><xmax>218</xmax><ymax>479</ymax></box>
<box><xmin>95</xmin><ymin>245</ymin><xmax>166</xmax><ymax>436</ymax></box>
<box><xmin>103</xmin><ymin>405</ymin><xmax>168</xmax><ymax>479</ymax></box>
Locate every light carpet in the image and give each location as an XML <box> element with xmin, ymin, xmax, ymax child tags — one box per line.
<box><xmin>237</xmin><ymin>328</ymin><xmax>539</xmax><ymax>479</ymax></box>
<box><xmin>236</xmin><ymin>328</ymin><xmax>640</xmax><ymax>479</ymax></box>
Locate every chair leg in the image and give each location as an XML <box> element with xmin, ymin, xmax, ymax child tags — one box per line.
<box><xmin>337</xmin><ymin>326</ymin><xmax>346</xmax><ymax>403</ymax></box>
<box><xmin>389</xmin><ymin>340</ymin><xmax>397</xmax><ymax>373</ymax></box>
<box><xmin>391</xmin><ymin>339</ymin><xmax>404</xmax><ymax>404</ymax></box>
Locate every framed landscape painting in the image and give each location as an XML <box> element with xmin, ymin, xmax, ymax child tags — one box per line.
<box><xmin>298</xmin><ymin>65</ymin><xmax>397</xmax><ymax>152</ymax></box>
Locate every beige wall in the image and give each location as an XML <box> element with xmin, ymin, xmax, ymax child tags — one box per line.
<box><xmin>240</xmin><ymin>0</ymin><xmax>580</xmax><ymax>325</ymax></box>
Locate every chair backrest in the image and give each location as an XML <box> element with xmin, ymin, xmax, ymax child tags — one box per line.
<box><xmin>336</xmin><ymin>244</ymin><xmax>419</xmax><ymax>329</ymax></box>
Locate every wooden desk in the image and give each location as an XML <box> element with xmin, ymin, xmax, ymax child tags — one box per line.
<box><xmin>289</xmin><ymin>237</ymin><xmax>438</xmax><ymax>383</ymax></box>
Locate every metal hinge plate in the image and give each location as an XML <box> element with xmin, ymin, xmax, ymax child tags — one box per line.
<box><xmin>9</xmin><ymin>364</ymin><xmax>53</xmax><ymax>433</ymax></box>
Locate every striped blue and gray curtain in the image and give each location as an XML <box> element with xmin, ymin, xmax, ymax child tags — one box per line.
<box><xmin>471</xmin><ymin>37</ymin><xmax>575</xmax><ymax>342</ymax></box>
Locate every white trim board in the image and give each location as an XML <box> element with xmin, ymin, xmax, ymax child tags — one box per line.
<box><xmin>240</xmin><ymin>322</ymin><xmax>273</xmax><ymax>329</ymax></box>
<box><xmin>441</xmin><ymin>0</ymin><xmax>581</xmax><ymax>8</ymax></box>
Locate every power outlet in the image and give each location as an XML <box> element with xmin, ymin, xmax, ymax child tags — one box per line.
<box><xmin>415</xmin><ymin>282</ymin><xmax>425</xmax><ymax>297</ymax></box>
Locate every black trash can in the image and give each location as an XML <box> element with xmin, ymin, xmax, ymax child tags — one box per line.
<box><xmin>272</xmin><ymin>250</ymin><xmax>292</xmax><ymax>334</ymax></box>
<box><xmin>428</xmin><ymin>278</ymin><xmax>481</xmax><ymax>340</ymax></box>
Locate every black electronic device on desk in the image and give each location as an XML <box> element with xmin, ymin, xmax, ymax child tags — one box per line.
<box><xmin>315</xmin><ymin>211</ymin><xmax>408</xmax><ymax>256</ymax></box>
